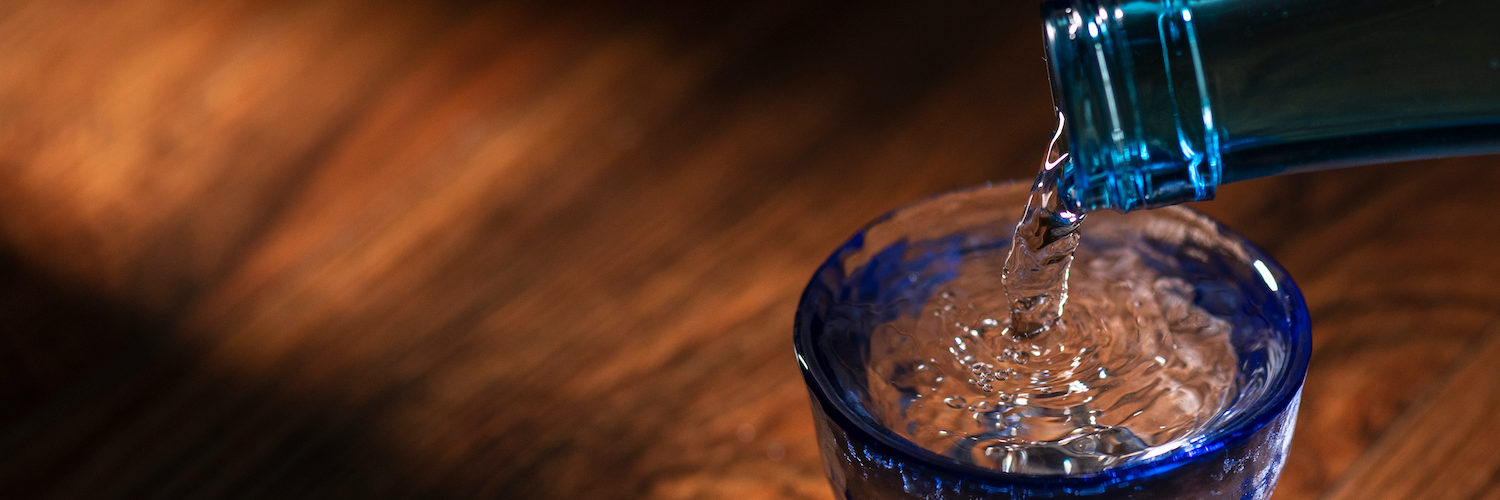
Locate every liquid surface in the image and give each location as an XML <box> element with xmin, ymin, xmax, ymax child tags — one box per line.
<box><xmin>863</xmin><ymin>118</ymin><xmax>1239</xmax><ymax>474</ymax></box>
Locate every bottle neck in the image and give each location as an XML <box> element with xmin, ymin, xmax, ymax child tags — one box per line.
<box><xmin>1044</xmin><ymin>0</ymin><xmax>1220</xmax><ymax>212</ymax></box>
<box><xmin>1046</xmin><ymin>0</ymin><xmax>1500</xmax><ymax>213</ymax></box>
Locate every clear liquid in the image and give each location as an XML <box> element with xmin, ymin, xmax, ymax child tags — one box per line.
<box><xmin>864</xmin><ymin>117</ymin><xmax>1239</xmax><ymax>475</ymax></box>
<box><xmin>1002</xmin><ymin>115</ymin><xmax>1083</xmax><ymax>339</ymax></box>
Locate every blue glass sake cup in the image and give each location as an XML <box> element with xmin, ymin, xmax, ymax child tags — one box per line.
<box><xmin>794</xmin><ymin>182</ymin><xmax>1310</xmax><ymax>499</ymax></box>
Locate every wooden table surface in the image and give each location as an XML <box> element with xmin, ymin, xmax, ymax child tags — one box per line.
<box><xmin>2</xmin><ymin>1</ymin><xmax>1498</xmax><ymax>498</ymax></box>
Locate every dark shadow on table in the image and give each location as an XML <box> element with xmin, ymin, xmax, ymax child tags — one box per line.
<box><xmin>0</xmin><ymin>248</ymin><xmax>466</xmax><ymax>499</ymax></box>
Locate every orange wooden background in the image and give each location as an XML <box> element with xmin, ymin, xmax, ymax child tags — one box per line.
<box><xmin>1</xmin><ymin>1</ymin><xmax>1497</xmax><ymax>498</ymax></box>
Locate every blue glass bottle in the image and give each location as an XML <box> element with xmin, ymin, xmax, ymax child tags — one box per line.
<box><xmin>1045</xmin><ymin>0</ymin><xmax>1500</xmax><ymax>212</ymax></box>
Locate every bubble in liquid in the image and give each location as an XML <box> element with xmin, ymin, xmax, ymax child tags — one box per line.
<box><xmin>1011</xmin><ymin>350</ymin><xmax>1032</xmax><ymax>364</ymax></box>
<box><xmin>944</xmin><ymin>396</ymin><xmax>967</xmax><ymax>409</ymax></box>
<box><xmin>1066</xmin><ymin>434</ymin><xmax>1099</xmax><ymax>454</ymax></box>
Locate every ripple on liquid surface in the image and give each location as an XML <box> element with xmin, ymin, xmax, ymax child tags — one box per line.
<box><xmin>865</xmin><ymin>239</ymin><xmax>1240</xmax><ymax>474</ymax></box>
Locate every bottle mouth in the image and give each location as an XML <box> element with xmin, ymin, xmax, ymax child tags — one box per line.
<box><xmin>1042</xmin><ymin>0</ymin><xmax>1221</xmax><ymax>212</ymax></box>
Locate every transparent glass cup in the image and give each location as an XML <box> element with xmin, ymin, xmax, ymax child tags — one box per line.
<box><xmin>793</xmin><ymin>182</ymin><xmax>1310</xmax><ymax>499</ymax></box>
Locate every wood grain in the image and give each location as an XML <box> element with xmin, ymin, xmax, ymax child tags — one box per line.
<box><xmin>1325</xmin><ymin>319</ymin><xmax>1500</xmax><ymax>500</ymax></box>
<box><xmin>0</xmin><ymin>1</ymin><xmax>1496</xmax><ymax>498</ymax></box>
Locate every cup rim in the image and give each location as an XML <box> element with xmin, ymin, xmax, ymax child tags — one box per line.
<box><xmin>793</xmin><ymin>181</ymin><xmax>1312</xmax><ymax>487</ymax></box>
